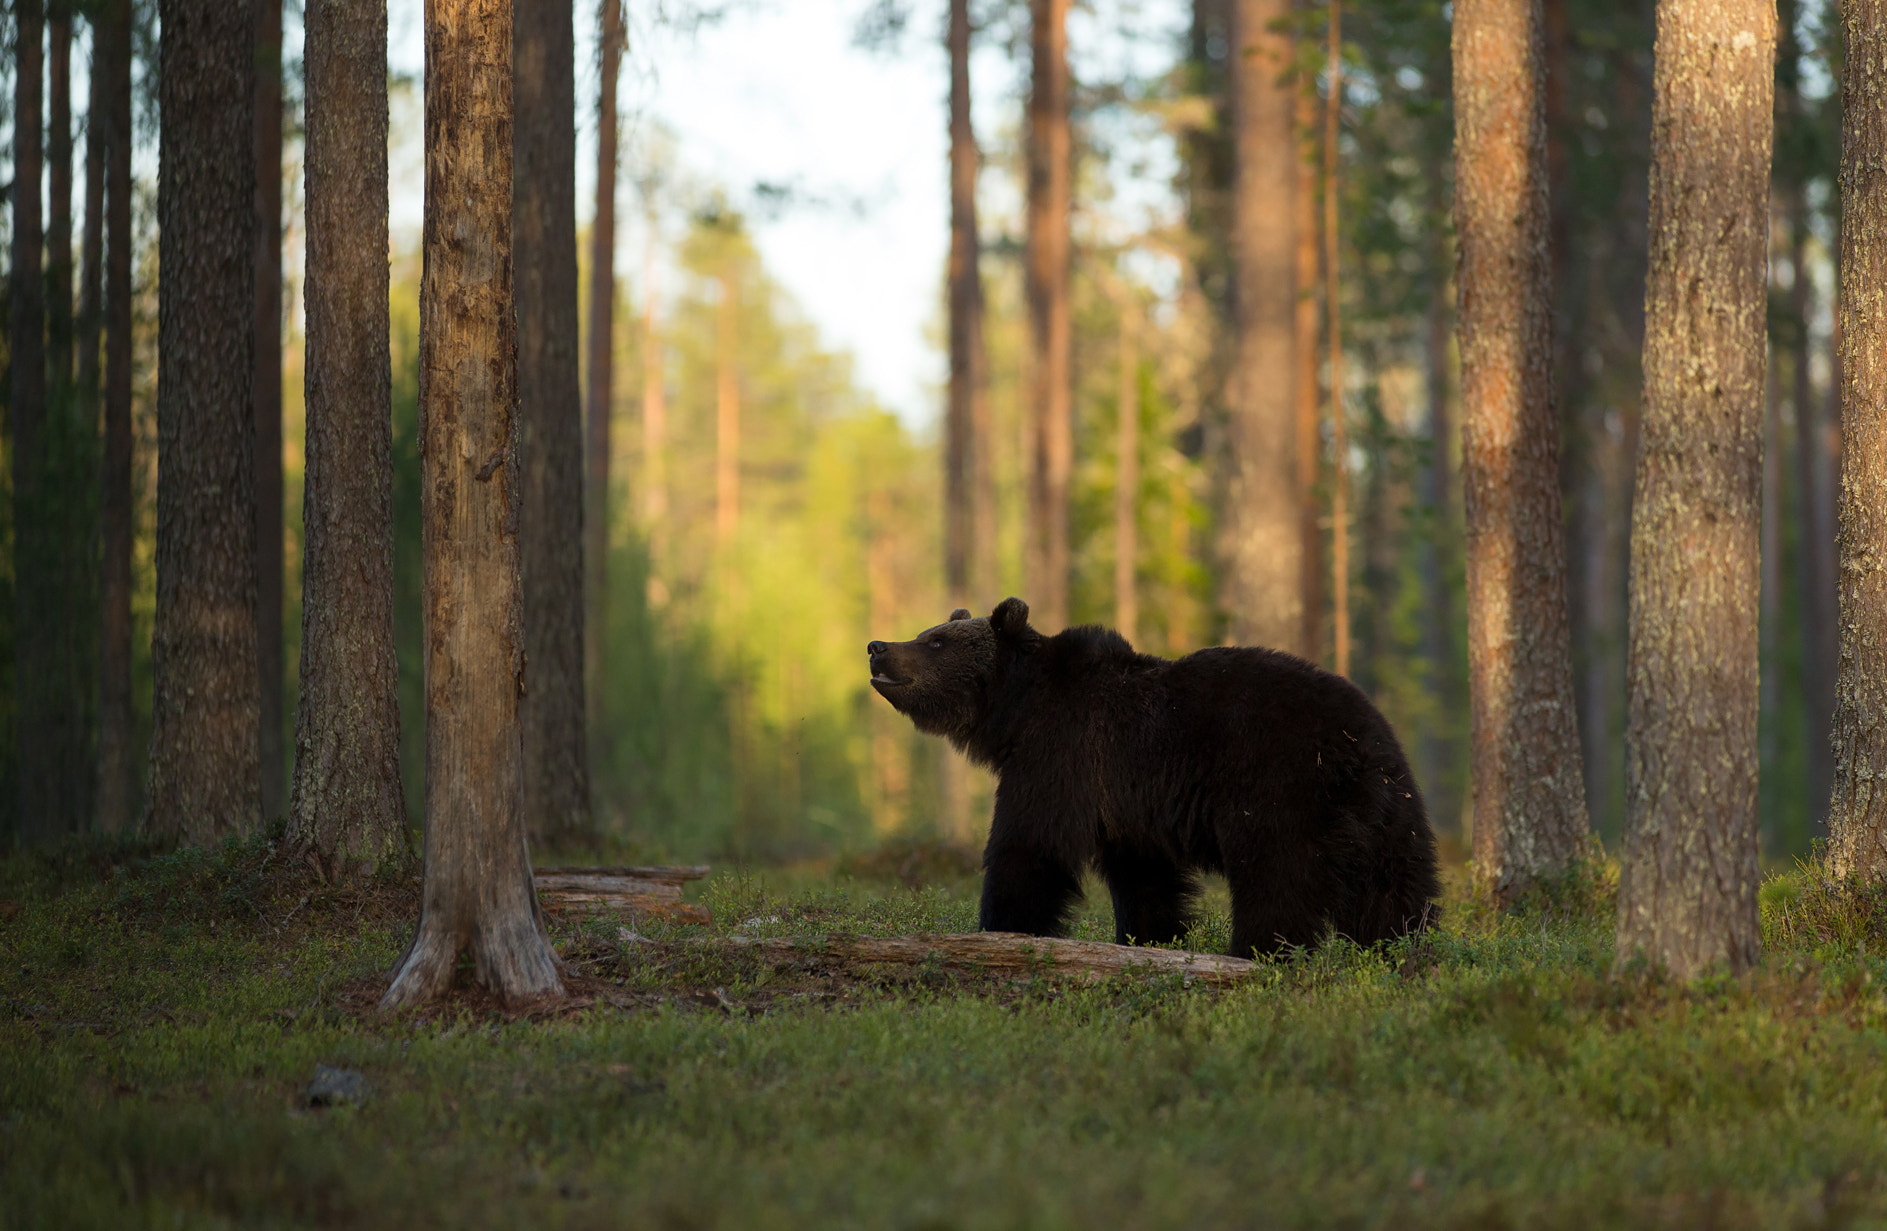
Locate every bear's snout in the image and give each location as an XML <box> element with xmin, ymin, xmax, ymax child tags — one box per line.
<box><xmin>867</xmin><ymin>641</ymin><xmax>888</xmax><ymax>656</ymax></box>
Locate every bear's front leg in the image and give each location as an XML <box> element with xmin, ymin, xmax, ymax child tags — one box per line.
<box><xmin>978</xmin><ymin>842</ymin><xmax>1083</xmax><ymax>937</ymax></box>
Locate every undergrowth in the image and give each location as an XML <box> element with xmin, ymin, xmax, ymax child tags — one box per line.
<box><xmin>4</xmin><ymin>833</ymin><xmax>1887</xmax><ymax>1229</ymax></box>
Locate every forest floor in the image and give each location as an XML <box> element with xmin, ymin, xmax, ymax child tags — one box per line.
<box><xmin>5</xmin><ymin>834</ymin><xmax>1887</xmax><ymax>1229</ymax></box>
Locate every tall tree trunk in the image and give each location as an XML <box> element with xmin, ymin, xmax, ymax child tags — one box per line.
<box><xmin>1293</xmin><ymin>61</ymin><xmax>1324</xmax><ymax>664</ymax></box>
<box><xmin>586</xmin><ymin>0</ymin><xmax>622</xmax><ymax>739</ymax></box>
<box><xmin>1453</xmin><ymin>0</ymin><xmax>1591</xmax><ymax>898</ymax></box>
<box><xmin>11</xmin><ymin>0</ymin><xmax>49</xmax><ymax>843</ymax></box>
<box><xmin>48</xmin><ymin>3</ymin><xmax>73</xmax><ymax>391</ymax></box>
<box><xmin>292</xmin><ymin>0</ymin><xmax>405</xmax><ymax>878</ymax></box>
<box><xmin>1616</xmin><ymin>0</ymin><xmax>1771</xmax><ymax>974</ymax></box>
<box><xmin>515</xmin><ymin>0</ymin><xmax>592</xmax><ymax>848</ymax></box>
<box><xmin>1829</xmin><ymin>0</ymin><xmax>1887</xmax><ymax>881</ymax></box>
<box><xmin>147</xmin><ymin>0</ymin><xmax>261</xmax><ymax>844</ymax></box>
<box><xmin>382</xmin><ymin>0</ymin><xmax>564</xmax><ymax>1008</ymax></box>
<box><xmin>1760</xmin><ymin>308</ymin><xmax>1782</xmax><ymax>853</ymax></box>
<box><xmin>945</xmin><ymin>0</ymin><xmax>987</xmax><ymax>610</ymax></box>
<box><xmin>1115</xmin><ymin>298</ymin><xmax>1139</xmax><ymax>644</ymax></box>
<box><xmin>78</xmin><ymin>15</ymin><xmax>104</xmax><ymax>432</ymax></box>
<box><xmin>1221</xmin><ymin>0</ymin><xmax>1301</xmax><ymax>652</ymax></box>
<box><xmin>716</xmin><ymin>271</ymin><xmax>740</xmax><ymax>549</ymax></box>
<box><xmin>1025</xmin><ymin>0</ymin><xmax>1071</xmax><ymax>632</ymax></box>
<box><xmin>1324</xmin><ymin>0</ymin><xmax>1350</xmax><ymax>677</ymax></box>
<box><xmin>254</xmin><ymin>0</ymin><xmax>286</xmax><ymax>823</ymax></box>
<box><xmin>96</xmin><ymin>0</ymin><xmax>136</xmax><ymax>833</ymax></box>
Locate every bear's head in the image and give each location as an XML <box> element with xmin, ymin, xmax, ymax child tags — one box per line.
<box><xmin>866</xmin><ymin>598</ymin><xmax>1038</xmax><ymax>742</ymax></box>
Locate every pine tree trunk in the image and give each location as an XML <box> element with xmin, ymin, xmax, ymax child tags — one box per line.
<box><xmin>48</xmin><ymin>4</ymin><xmax>72</xmax><ymax>390</ymax></box>
<box><xmin>1616</xmin><ymin>0</ymin><xmax>1771</xmax><ymax>974</ymax></box>
<box><xmin>1323</xmin><ymin>0</ymin><xmax>1350</xmax><ymax>677</ymax></box>
<box><xmin>1791</xmin><ymin>215</ymin><xmax>1836</xmax><ymax>834</ymax></box>
<box><xmin>254</xmin><ymin>0</ymin><xmax>286</xmax><ymax>823</ymax></box>
<box><xmin>586</xmin><ymin>0</ymin><xmax>622</xmax><ymax>742</ymax></box>
<box><xmin>1026</xmin><ymin>0</ymin><xmax>1072</xmax><ymax>631</ymax></box>
<box><xmin>11</xmin><ymin>0</ymin><xmax>49</xmax><ymax>844</ymax></box>
<box><xmin>78</xmin><ymin>16</ymin><xmax>104</xmax><ymax>431</ymax></box>
<box><xmin>96</xmin><ymin>0</ymin><xmax>136</xmax><ymax>833</ymax></box>
<box><xmin>147</xmin><ymin>0</ymin><xmax>262</xmax><ymax>844</ymax></box>
<box><xmin>1453</xmin><ymin>0</ymin><xmax>1591</xmax><ymax>898</ymax></box>
<box><xmin>515</xmin><ymin>0</ymin><xmax>593</xmax><ymax>849</ymax></box>
<box><xmin>1829</xmin><ymin>0</ymin><xmax>1887</xmax><ymax>881</ymax></box>
<box><xmin>292</xmin><ymin>0</ymin><xmax>406</xmax><ymax>879</ymax></box>
<box><xmin>945</xmin><ymin>0</ymin><xmax>986</xmax><ymax>610</ymax></box>
<box><xmin>382</xmin><ymin>0</ymin><xmax>563</xmax><ymax>1008</ymax></box>
<box><xmin>1220</xmin><ymin>0</ymin><xmax>1301</xmax><ymax>652</ymax></box>
<box><xmin>1293</xmin><ymin>61</ymin><xmax>1324</xmax><ymax>664</ymax></box>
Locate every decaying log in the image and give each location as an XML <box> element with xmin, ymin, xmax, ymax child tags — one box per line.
<box><xmin>730</xmin><ymin>932</ymin><xmax>1255</xmax><ymax>986</ymax></box>
<box><xmin>534</xmin><ymin>866</ymin><xmax>711</xmax><ymax>924</ymax></box>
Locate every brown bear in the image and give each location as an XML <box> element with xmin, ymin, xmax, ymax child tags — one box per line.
<box><xmin>867</xmin><ymin>598</ymin><xmax>1440</xmax><ymax>957</ymax></box>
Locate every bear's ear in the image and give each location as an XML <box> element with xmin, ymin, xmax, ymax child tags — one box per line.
<box><xmin>990</xmin><ymin>597</ymin><xmax>1031</xmax><ymax>638</ymax></box>
<box><xmin>949</xmin><ymin>608</ymin><xmax>973</xmax><ymax>622</ymax></box>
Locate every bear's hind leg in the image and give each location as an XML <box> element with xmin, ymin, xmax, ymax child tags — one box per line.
<box><xmin>1227</xmin><ymin>873</ymin><xmax>1328</xmax><ymax>959</ymax></box>
<box><xmin>1100</xmin><ymin>848</ymin><xmax>1198</xmax><ymax>947</ymax></box>
<box><xmin>979</xmin><ymin>845</ymin><xmax>1084</xmax><ymax>937</ymax></box>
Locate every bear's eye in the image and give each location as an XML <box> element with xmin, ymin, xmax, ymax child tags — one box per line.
<box><xmin>928</xmin><ymin>637</ymin><xmax>945</xmax><ymax>649</ymax></box>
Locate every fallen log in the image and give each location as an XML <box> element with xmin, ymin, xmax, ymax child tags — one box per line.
<box><xmin>729</xmin><ymin>932</ymin><xmax>1254</xmax><ymax>986</ymax></box>
<box><xmin>535</xmin><ymin>866</ymin><xmax>712</xmax><ymax>924</ymax></box>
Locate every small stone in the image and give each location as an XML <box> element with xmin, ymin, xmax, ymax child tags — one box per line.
<box><xmin>304</xmin><ymin>1064</ymin><xmax>371</xmax><ymax>1107</ymax></box>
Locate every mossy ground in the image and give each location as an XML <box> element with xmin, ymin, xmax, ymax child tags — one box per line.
<box><xmin>5</xmin><ymin>836</ymin><xmax>1887</xmax><ymax>1229</ymax></box>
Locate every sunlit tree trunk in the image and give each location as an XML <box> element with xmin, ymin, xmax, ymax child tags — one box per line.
<box><xmin>1026</xmin><ymin>0</ymin><xmax>1072</xmax><ymax>631</ymax></box>
<box><xmin>1829</xmin><ymin>0</ymin><xmax>1887</xmax><ymax>881</ymax></box>
<box><xmin>96</xmin><ymin>0</ymin><xmax>136</xmax><ymax>833</ymax></box>
<box><xmin>1453</xmin><ymin>0</ymin><xmax>1591</xmax><ymax>898</ymax></box>
<box><xmin>146</xmin><ymin>0</ymin><xmax>262</xmax><ymax>844</ymax></box>
<box><xmin>383</xmin><ymin>0</ymin><xmax>563</xmax><ymax>1008</ymax></box>
<box><xmin>1221</xmin><ymin>0</ymin><xmax>1301</xmax><ymax>652</ymax></box>
<box><xmin>515</xmin><ymin>0</ymin><xmax>593</xmax><ymax>848</ymax></box>
<box><xmin>255</xmin><ymin>0</ymin><xmax>287</xmax><ymax>823</ymax></box>
<box><xmin>1616</xmin><ymin>0</ymin><xmax>1772</xmax><ymax>975</ymax></box>
<box><xmin>1293</xmin><ymin>59</ymin><xmax>1324</xmax><ymax>664</ymax></box>
<box><xmin>1323</xmin><ymin>0</ymin><xmax>1350</xmax><ymax>677</ymax></box>
<box><xmin>291</xmin><ymin>0</ymin><xmax>405</xmax><ymax>878</ymax></box>
<box><xmin>586</xmin><ymin>0</ymin><xmax>622</xmax><ymax>738</ymax></box>
<box><xmin>78</xmin><ymin>14</ymin><xmax>104</xmax><ymax>451</ymax></box>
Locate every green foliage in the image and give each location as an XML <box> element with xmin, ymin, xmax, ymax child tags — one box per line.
<box><xmin>10</xmin><ymin>844</ymin><xmax>1887</xmax><ymax>1227</ymax></box>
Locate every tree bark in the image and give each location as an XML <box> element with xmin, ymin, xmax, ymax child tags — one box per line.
<box><xmin>1323</xmin><ymin>0</ymin><xmax>1349</xmax><ymax>677</ymax></box>
<box><xmin>1026</xmin><ymin>0</ymin><xmax>1072</xmax><ymax>632</ymax></box>
<box><xmin>1829</xmin><ymin>0</ymin><xmax>1887</xmax><ymax>881</ymax></box>
<box><xmin>292</xmin><ymin>0</ymin><xmax>406</xmax><ymax>878</ymax></box>
<box><xmin>11</xmin><ymin>0</ymin><xmax>50</xmax><ymax>844</ymax></box>
<box><xmin>1616</xmin><ymin>0</ymin><xmax>1771</xmax><ymax>975</ymax></box>
<box><xmin>732</xmin><ymin>932</ymin><xmax>1256</xmax><ymax>986</ymax></box>
<box><xmin>586</xmin><ymin>0</ymin><xmax>622</xmax><ymax>740</ymax></box>
<box><xmin>515</xmin><ymin>0</ymin><xmax>593</xmax><ymax>848</ymax></box>
<box><xmin>1220</xmin><ymin>0</ymin><xmax>1302</xmax><ymax>652</ymax></box>
<box><xmin>48</xmin><ymin>3</ymin><xmax>73</xmax><ymax>391</ymax></box>
<box><xmin>382</xmin><ymin>0</ymin><xmax>563</xmax><ymax>1008</ymax></box>
<box><xmin>147</xmin><ymin>0</ymin><xmax>261</xmax><ymax>845</ymax></box>
<box><xmin>254</xmin><ymin>0</ymin><xmax>286</xmax><ymax>823</ymax></box>
<box><xmin>945</xmin><ymin>0</ymin><xmax>988</xmax><ymax>610</ymax></box>
<box><xmin>96</xmin><ymin>0</ymin><xmax>136</xmax><ymax>833</ymax></box>
<box><xmin>1453</xmin><ymin>0</ymin><xmax>1591</xmax><ymax>898</ymax></box>
<box><xmin>78</xmin><ymin>13</ymin><xmax>105</xmax><ymax>435</ymax></box>
<box><xmin>1294</xmin><ymin>61</ymin><xmax>1324</xmax><ymax>664</ymax></box>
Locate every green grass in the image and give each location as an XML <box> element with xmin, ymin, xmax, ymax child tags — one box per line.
<box><xmin>5</xmin><ymin>837</ymin><xmax>1887</xmax><ymax>1229</ymax></box>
